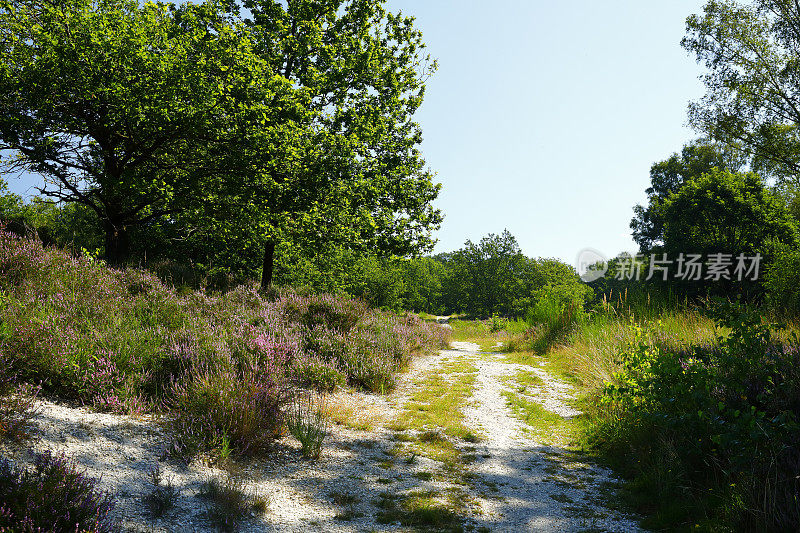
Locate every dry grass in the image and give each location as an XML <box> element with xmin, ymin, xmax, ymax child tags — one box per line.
<box><xmin>549</xmin><ymin>310</ymin><xmax>718</xmax><ymax>393</ymax></box>
<box><xmin>323</xmin><ymin>391</ymin><xmax>391</xmax><ymax>432</ymax></box>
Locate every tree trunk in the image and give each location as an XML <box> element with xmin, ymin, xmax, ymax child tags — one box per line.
<box><xmin>103</xmin><ymin>222</ymin><xmax>130</xmax><ymax>266</ymax></box>
<box><xmin>260</xmin><ymin>240</ymin><xmax>276</xmax><ymax>291</ymax></box>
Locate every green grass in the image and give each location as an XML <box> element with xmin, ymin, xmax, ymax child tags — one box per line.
<box><xmin>386</xmin><ymin>355</ymin><xmax>484</xmax><ymax>530</ymax></box>
<box><xmin>448</xmin><ymin>317</ymin><xmax>529</xmax><ymax>352</ymax></box>
<box><xmin>501</xmin><ymin>390</ymin><xmax>577</xmax><ymax>446</ymax></box>
<box><xmin>374</xmin><ymin>490</ymin><xmax>465</xmax><ymax>532</ymax></box>
<box><xmin>198</xmin><ymin>475</ymin><xmax>267</xmax><ymax>532</ymax></box>
<box><xmin>448</xmin><ymin>320</ymin><xmax>502</xmax><ymax>351</ymax></box>
<box><xmin>548</xmin><ymin>309</ymin><xmax>718</xmax><ymax>393</ymax></box>
<box><xmin>396</xmin><ymin>359</ymin><xmax>480</xmax><ymax>443</ymax></box>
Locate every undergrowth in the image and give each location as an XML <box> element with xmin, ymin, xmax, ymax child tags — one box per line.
<box><xmin>554</xmin><ymin>299</ymin><xmax>800</xmax><ymax>531</ymax></box>
<box><xmin>0</xmin><ymin>228</ymin><xmax>449</xmax><ymax>462</ymax></box>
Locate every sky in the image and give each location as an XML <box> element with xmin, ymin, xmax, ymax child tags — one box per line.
<box><xmin>5</xmin><ymin>1</ymin><xmax>709</xmax><ymax>268</ymax></box>
<box><xmin>383</xmin><ymin>0</ymin><xmax>709</xmax><ymax>266</ymax></box>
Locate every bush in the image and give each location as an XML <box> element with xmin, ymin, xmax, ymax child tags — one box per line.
<box><xmin>168</xmin><ymin>363</ymin><xmax>291</xmax><ymax>460</ymax></box>
<box><xmin>765</xmin><ymin>243</ymin><xmax>800</xmax><ymax>316</ymax></box>
<box><xmin>142</xmin><ymin>464</ymin><xmax>179</xmax><ymax>519</ymax></box>
<box><xmin>526</xmin><ymin>285</ymin><xmax>589</xmax><ymax>354</ymax></box>
<box><xmin>0</xmin><ymin>451</ymin><xmax>118</xmax><ymax>532</ymax></box>
<box><xmin>590</xmin><ymin>301</ymin><xmax>800</xmax><ymax>530</ymax></box>
<box><xmin>291</xmin><ymin>355</ymin><xmax>346</xmax><ymax>392</ymax></box>
<box><xmin>281</xmin><ymin>293</ymin><xmax>368</xmax><ymax>332</ymax></box>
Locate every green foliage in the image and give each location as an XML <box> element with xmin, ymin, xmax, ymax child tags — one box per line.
<box><xmin>0</xmin><ymin>231</ymin><xmax>450</xmax><ymax>462</ymax></box>
<box><xmin>764</xmin><ymin>243</ymin><xmax>800</xmax><ymax>315</ymax></box>
<box><xmin>630</xmin><ymin>139</ymin><xmax>744</xmax><ymax>252</ymax></box>
<box><xmin>662</xmin><ymin>169</ymin><xmax>798</xmax><ymax>257</ymax></box>
<box><xmin>589</xmin><ymin>301</ymin><xmax>800</xmax><ymax>530</ymax></box>
<box><xmin>683</xmin><ymin>0</ymin><xmax>800</xmax><ymax>183</ymax></box>
<box><xmin>525</xmin><ymin>285</ymin><xmax>589</xmax><ymax>354</ymax></box>
<box><xmin>0</xmin><ymin>0</ymin><xmax>291</xmax><ymax>265</ymax></box>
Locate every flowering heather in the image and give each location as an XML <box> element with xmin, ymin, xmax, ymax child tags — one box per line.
<box><xmin>0</xmin><ymin>351</ymin><xmax>39</xmax><ymax>440</ymax></box>
<box><xmin>0</xmin><ymin>451</ymin><xmax>118</xmax><ymax>532</ymax></box>
<box><xmin>0</xmin><ymin>229</ymin><xmax>450</xmax><ymax>459</ymax></box>
<box><xmin>168</xmin><ymin>363</ymin><xmax>291</xmax><ymax>460</ymax></box>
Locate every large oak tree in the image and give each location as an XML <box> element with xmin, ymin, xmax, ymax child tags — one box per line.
<box><xmin>0</xmin><ymin>0</ymin><xmax>300</xmax><ymax>264</ymax></box>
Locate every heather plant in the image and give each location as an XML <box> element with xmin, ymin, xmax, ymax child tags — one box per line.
<box><xmin>168</xmin><ymin>363</ymin><xmax>290</xmax><ymax>460</ymax></box>
<box><xmin>0</xmin><ymin>355</ymin><xmax>39</xmax><ymax>441</ymax></box>
<box><xmin>291</xmin><ymin>354</ymin><xmax>346</xmax><ymax>392</ymax></box>
<box><xmin>280</xmin><ymin>292</ymin><xmax>368</xmax><ymax>332</ymax></box>
<box><xmin>0</xmin><ymin>451</ymin><xmax>118</xmax><ymax>532</ymax></box>
<box><xmin>0</xmin><ymin>230</ymin><xmax>450</xmax><ymax>461</ymax></box>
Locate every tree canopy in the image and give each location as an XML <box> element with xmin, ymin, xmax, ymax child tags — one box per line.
<box><xmin>0</xmin><ymin>0</ymin><xmax>299</xmax><ymax>264</ymax></box>
<box><xmin>684</xmin><ymin>0</ymin><xmax>800</xmax><ymax>184</ymax></box>
<box><xmin>0</xmin><ymin>0</ymin><xmax>442</xmax><ymax>283</ymax></box>
<box><xmin>631</xmin><ymin>140</ymin><xmax>744</xmax><ymax>252</ymax></box>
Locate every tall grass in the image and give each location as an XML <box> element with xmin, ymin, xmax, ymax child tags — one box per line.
<box><xmin>546</xmin><ymin>296</ymin><xmax>800</xmax><ymax>531</ymax></box>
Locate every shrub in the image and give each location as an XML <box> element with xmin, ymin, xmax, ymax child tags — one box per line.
<box><xmin>526</xmin><ymin>295</ymin><xmax>585</xmax><ymax>354</ymax></box>
<box><xmin>0</xmin><ymin>451</ymin><xmax>118</xmax><ymax>532</ymax></box>
<box><xmin>168</xmin><ymin>363</ymin><xmax>290</xmax><ymax>460</ymax></box>
<box><xmin>765</xmin><ymin>243</ymin><xmax>800</xmax><ymax>316</ymax></box>
<box><xmin>291</xmin><ymin>355</ymin><xmax>346</xmax><ymax>392</ymax></box>
<box><xmin>0</xmin><ymin>230</ymin><xmax>450</xmax><ymax>462</ymax></box>
<box><xmin>281</xmin><ymin>293</ymin><xmax>368</xmax><ymax>332</ymax></box>
<box><xmin>590</xmin><ymin>301</ymin><xmax>800</xmax><ymax>530</ymax></box>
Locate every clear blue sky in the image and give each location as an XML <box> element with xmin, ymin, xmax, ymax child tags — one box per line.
<box><xmin>6</xmin><ymin>1</ymin><xmax>709</xmax><ymax>266</ymax></box>
<box><xmin>385</xmin><ymin>0</ymin><xmax>708</xmax><ymax>264</ymax></box>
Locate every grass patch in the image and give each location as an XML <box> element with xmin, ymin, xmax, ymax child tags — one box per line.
<box><xmin>374</xmin><ymin>490</ymin><xmax>465</xmax><ymax>532</ymax></box>
<box><xmin>397</xmin><ymin>360</ymin><xmax>477</xmax><ymax>436</ymax></box>
<box><xmin>395</xmin><ymin>359</ymin><xmax>481</xmax><ymax>471</ymax></box>
<box><xmin>502</xmin><ymin>391</ymin><xmax>577</xmax><ymax>446</ymax></box>
<box><xmin>198</xmin><ymin>474</ymin><xmax>267</xmax><ymax>532</ymax></box>
<box><xmin>142</xmin><ymin>464</ymin><xmax>179</xmax><ymax>519</ymax></box>
<box><xmin>285</xmin><ymin>391</ymin><xmax>328</xmax><ymax>459</ymax></box>
<box><xmin>329</xmin><ymin>490</ymin><xmax>361</xmax><ymax>506</ymax></box>
<box><xmin>324</xmin><ymin>394</ymin><xmax>386</xmax><ymax>432</ymax></box>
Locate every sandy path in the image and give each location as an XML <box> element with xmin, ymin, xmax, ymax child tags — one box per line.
<box><xmin>454</xmin><ymin>344</ymin><xmax>641</xmax><ymax>532</ymax></box>
<box><xmin>1</xmin><ymin>341</ymin><xmax>641</xmax><ymax>532</ymax></box>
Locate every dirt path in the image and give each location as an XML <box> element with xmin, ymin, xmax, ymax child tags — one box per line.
<box><xmin>456</xmin><ymin>345</ymin><xmax>640</xmax><ymax>532</ymax></box>
<box><xmin>1</xmin><ymin>342</ymin><xmax>640</xmax><ymax>532</ymax></box>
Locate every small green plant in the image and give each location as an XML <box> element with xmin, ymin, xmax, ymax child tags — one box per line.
<box><xmin>198</xmin><ymin>474</ymin><xmax>267</xmax><ymax>532</ymax></box>
<box><xmin>142</xmin><ymin>464</ymin><xmax>179</xmax><ymax>519</ymax></box>
<box><xmin>488</xmin><ymin>313</ymin><xmax>508</xmax><ymax>333</ymax></box>
<box><xmin>285</xmin><ymin>390</ymin><xmax>329</xmax><ymax>459</ymax></box>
